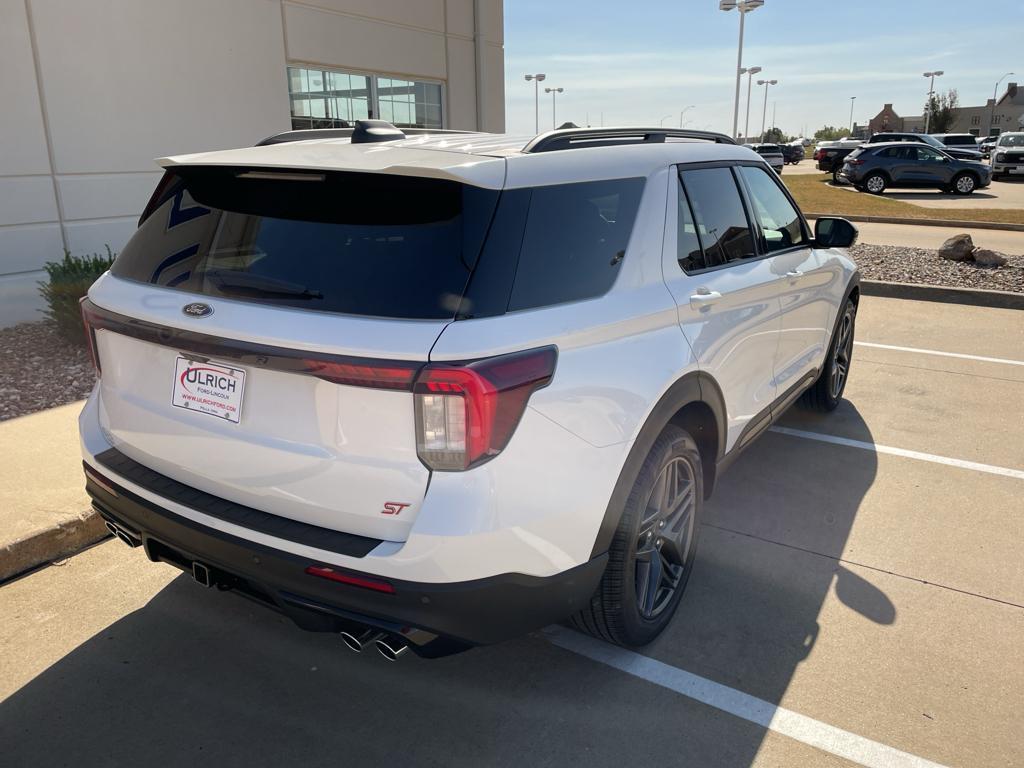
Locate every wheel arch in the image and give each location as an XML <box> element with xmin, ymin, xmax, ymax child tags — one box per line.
<box><xmin>588</xmin><ymin>370</ymin><xmax>726</xmax><ymax>559</ymax></box>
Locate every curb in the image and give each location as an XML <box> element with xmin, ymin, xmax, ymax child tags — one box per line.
<box><xmin>861</xmin><ymin>280</ymin><xmax>1024</xmax><ymax>310</ymax></box>
<box><xmin>0</xmin><ymin>508</ymin><xmax>109</xmax><ymax>583</ymax></box>
<box><xmin>805</xmin><ymin>213</ymin><xmax>1024</xmax><ymax>233</ymax></box>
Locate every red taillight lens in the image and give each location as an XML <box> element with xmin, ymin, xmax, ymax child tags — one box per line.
<box><xmin>80</xmin><ymin>298</ymin><xmax>101</xmax><ymax>375</ymax></box>
<box><xmin>302</xmin><ymin>359</ymin><xmax>421</xmax><ymax>391</ymax></box>
<box><xmin>413</xmin><ymin>346</ymin><xmax>557</xmax><ymax>471</ymax></box>
<box><xmin>305</xmin><ymin>565</ymin><xmax>395</xmax><ymax>594</ymax></box>
<box><xmin>847</xmin><ymin>159</ymin><xmax>864</xmax><ymax>166</ymax></box>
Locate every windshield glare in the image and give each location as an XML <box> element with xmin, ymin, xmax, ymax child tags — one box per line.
<box><xmin>998</xmin><ymin>134</ymin><xmax>1024</xmax><ymax>147</ymax></box>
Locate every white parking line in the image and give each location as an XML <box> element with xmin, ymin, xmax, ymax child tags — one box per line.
<box><xmin>855</xmin><ymin>342</ymin><xmax>1024</xmax><ymax>368</ymax></box>
<box><xmin>770</xmin><ymin>426</ymin><xmax>1024</xmax><ymax>481</ymax></box>
<box><xmin>546</xmin><ymin>627</ymin><xmax>948</xmax><ymax>768</ymax></box>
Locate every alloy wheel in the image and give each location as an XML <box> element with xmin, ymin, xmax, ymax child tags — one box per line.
<box><xmin>830</xmin><ymin>310</ymin><xmax>854</xmax><ymax>399</ymax></box>
<box><xmin>866</xmin><ymin>175</ymin><xmax>885</xmax><ymax>193</ymax></box>
<box><xmin>955</xmin><ymin>175</ymin><xmax>975</xmax><ymax>194</ymax></box>
<box><xmin>634</xmin><ymin>456</ymin><xmax>697</xmax><ymax>620</ymax></box>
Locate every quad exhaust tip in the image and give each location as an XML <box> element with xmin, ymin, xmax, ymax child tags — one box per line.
<box><xmin>339</xmin><ymin>630</ymin><xmax>409</xmax><ymax>660</ymax></box>
<box><xmin>105</xmin><ymin>520</ymin><xmax>138</xmax><ymax>548</ymax></box>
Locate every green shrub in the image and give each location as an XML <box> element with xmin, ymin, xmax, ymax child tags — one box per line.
<box><xmin>38</xmin><ymin>246</ymin><xmax>116</xmax><ymax>345</ymax></box>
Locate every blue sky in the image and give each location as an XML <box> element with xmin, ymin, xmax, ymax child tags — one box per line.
<box><xmin>503</xmin><ymin>1</ymin><xmax>1023</xmax><ymax>137</ymax></box>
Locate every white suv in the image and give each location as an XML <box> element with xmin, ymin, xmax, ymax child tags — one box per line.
<box><xmin>79</xmin><ymin>122</ymin><xmax>859</xmax><ymax>660</ymax></box>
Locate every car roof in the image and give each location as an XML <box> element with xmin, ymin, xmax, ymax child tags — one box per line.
<box><xmin>158</xmin><ymin>129</ymin><xmax>762</xmax><ymax>190</ymax></box>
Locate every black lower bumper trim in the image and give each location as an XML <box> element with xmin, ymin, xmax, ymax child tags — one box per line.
<box><xmin>84</xmin><ymin>462</ymin><xmax>607</xmax><ymax>654</ymax></box>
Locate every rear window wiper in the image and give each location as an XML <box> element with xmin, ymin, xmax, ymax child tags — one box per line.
<box><xmin>201</xmin><ymin>269</ymin><xmax>323</xmax><ymax>300</ymax></box>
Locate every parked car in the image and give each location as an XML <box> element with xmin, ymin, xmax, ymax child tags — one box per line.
<box><xmin>80</xmin><ymin>121</ymin><xmax>860</xmax><ymax>659</ymax></box>
<box><xmin>816</xmin><ymin>142</ymin><xmax>861</xmax><ymax>182</ymax></box>
<box><xmin>867</xmin><ymin>132</ymin><xmax>983</xmax><ymax>161</ymax></box>
<box><xmin>979</xmin><ymin>136</ymin><xmax>998</xmax><ymax>159</ymax></box>
<box><xmin>990</xmin><ymin>132</ymin><xmax>1024</xmax><ymax>178</ymax></box>
<box><xmin>932</xmin><ymin>133</ymin><xmax>986</xmax><ymax>159</ymax></box>
<box><xmin>748</xmin><ymin>143</ymin><xmax>785</xmax><ymax>173</ymax></box>
<box><xmin>780</xmin><ymin>143</ymin><xmax>805</xmax><ymax>164</ymax></box>
<box><xmin>841</xmin><ymin>141</ymin><xmax>992</xmax><ymax>195</ymax></box>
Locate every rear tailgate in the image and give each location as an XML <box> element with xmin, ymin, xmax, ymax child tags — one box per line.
<box><xmin>86</xmin><ymin>164</ymin><xmax>503</xmax><ymax>542</ymax></box>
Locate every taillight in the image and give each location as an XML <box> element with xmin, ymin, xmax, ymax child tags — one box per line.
<box><xmin>846</xmin><ymin>159</ymin><xmax>864</xmax><ymax>166</ymax></box>
<box><xmin>414</xmin><ymin>346</ymin><xmax>557</xmax><ymax>471</ymax></box>
<box><xmin>305</xmin><ymin>565</ymin><xmax>395</xmax><ymax>594</ymax></box>
<box><xmin>80</xmin><ymin>298</ymin><xmax>101</xmax><ymax>375</ymax></box>
<box><xmin>302</xmin><ymin>359</ymin><xmax>420</xmax><ymax>391</ymax></box>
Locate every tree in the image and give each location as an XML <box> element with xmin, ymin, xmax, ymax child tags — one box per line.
<box><xmin>813</xmin><ymin>125</ymin><xmax>850</xmax><ymax>141</ymax></box>
<box><xmin>924</xmin><ymin>88</ymin><xmax>959</xmax><ymax>134</ymax></box>
<box><xmin>763</xmin><ymin>127</ymin><xmax>786</xmax><ymax>143</ymax></box>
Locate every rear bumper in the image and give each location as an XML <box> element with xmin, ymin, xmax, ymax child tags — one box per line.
<box><xmin>83</xmin><ymin>461</ymin><xmax>606</xmax><ymax>655</ymax></box>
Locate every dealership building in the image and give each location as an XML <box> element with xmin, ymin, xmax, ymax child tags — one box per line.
<box><xmin>0</xmin><ymin>0</ymin><xmax>505</xmax><ymax>326</ymax></box>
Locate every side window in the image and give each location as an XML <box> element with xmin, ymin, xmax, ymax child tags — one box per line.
<box><xmin>737</xmin><ymin>165</ymin><xmax>807</xmax><ymax>253</ymax></box>
<box><xmin>507</xmin><ymin>178</ymin><xmax>645</xmax><ymax>311</ymax></box>
<box><xmin>676</xmin><ymin>179</ymin><xmax>706</xmax><ymax>273</ymax></box>
<box><xmin>915</xmin><ymin>147</ymin><xmax>944</xmax><ymax>162</ymax></box>
<box><xmin>679</xmin><ymin>167</ymin><xmax>756</xmax><ymax>268</ymax></box>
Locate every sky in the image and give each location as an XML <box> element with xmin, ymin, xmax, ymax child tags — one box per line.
<box><xmin>503</xmin><ymin>0</ymin><xmax>1023</xmax><ymax>138</ymax></box>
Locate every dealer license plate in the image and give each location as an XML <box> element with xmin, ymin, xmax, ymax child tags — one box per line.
<box><xmin>171</xmin><ymin>356</ymin><xmax>246</xmax><ymax>423</ymax></box>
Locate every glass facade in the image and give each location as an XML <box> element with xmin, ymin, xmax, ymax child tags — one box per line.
<box><xmin>287</xmin><ymin>66</ymin><xmax>443</xmax><ymax>130</ymax></box>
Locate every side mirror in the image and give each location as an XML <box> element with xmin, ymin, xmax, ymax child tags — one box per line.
<box><xmin>814</xmin><ymin>217</ymin><xmax>858</xmax><ymax>249</ymax></box>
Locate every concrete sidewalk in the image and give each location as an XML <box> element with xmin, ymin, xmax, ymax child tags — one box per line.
<box><xmin>0</xmin><ymin>401</ymin><xmax>104</xmax><ymax>582</ymax></box>
<box><xmin>852</xmin><ymin>221</ymin><xmax>1024</xmax><ymax>252</ymax></box>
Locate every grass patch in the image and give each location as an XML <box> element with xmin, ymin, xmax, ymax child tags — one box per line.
<box><xmin>783</xmin><ymin>173</ymin><xmax>1024</xmax><ymax>225</ymax></box>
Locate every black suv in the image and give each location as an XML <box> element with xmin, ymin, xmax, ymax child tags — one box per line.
<box><xmin>840</xmin><ymin>142</ymin><xmax>992</xmax><ymax>195</ymax></box>
<box><xmin>867</xmin><ymin>132</ymin><xmax>982</xmax><ymax>161</ymax></box>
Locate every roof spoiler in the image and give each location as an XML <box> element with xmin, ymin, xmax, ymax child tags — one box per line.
<box><xmin>256</xmin><ymin>120</ymin><xmax>477</xmax><ymax>146</ymax></box>
<box><xmin>523</xmin><ymin>127</ymin><xmax>736</xmax><ymax>153</ymax></box>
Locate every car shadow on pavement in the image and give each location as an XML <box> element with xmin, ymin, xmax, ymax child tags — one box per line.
<box><xmin>0</xmin><ymin>404</ymin><xmax>883</xmax><ymax>768</ymax></box>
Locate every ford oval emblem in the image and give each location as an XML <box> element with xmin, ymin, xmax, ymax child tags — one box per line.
<box><xmin>182</xmin><ymin>302</ymin><xmax>213</xmax><ymax>318</ymax></box>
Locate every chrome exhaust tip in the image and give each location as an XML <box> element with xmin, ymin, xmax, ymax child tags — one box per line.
<box><xmin>340</xmin><ymin>630</ymin><xmax>384</xmax><ymax>653</ymax></box>
<box><xmin>339</xmin><ymin>631</ymin><xmax>364</xmax><ymax>653</ymax></box>
<box><xmin>374</xmin><ymin>638</ymin><xmax>409</xmax><ymax>661</ymax></box>
<box><xmin>105</xmin><ymin>520</ymin><xmax>137</xmax><ymax>548</ymax></box>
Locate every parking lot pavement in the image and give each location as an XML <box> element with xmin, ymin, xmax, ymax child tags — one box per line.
<box><xmin>852</xmin><ymin>222</ymin><xmax>1024</xmax><ymax>253</ymax></box>
<box><xmin>834</xmin><ymin>177</ymin><xmax>1024</xmax><ymax>211</ymax></box>
<box><xmin>2</xmin><ymin>296</ymin><xmax>1022</xmax><ymax>768</ymax></box>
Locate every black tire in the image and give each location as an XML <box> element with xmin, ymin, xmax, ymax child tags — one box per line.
<box><xmin>831</xmin><ymin>165</ymin><xmax>842</xmax><ymax>184</ymax></box>
<box><xmin>854</xmin><ymin>184</ymin><xmax>866</xmax><ymax>193</ymax></box>
<box><xmin>571</xmin><ymin>424</ymin><xmax>703</xmax><ymax>647</ymax></box>
<box><xmin>800</xmin><ymin>299</ymin><xmax>857</xmax><ymax>412</ymax></box>
<box><xmin>951</xmin><ymin>172</ymin><xmax>977</xmax><ymax>195</ymax></box>
<box><xmin>863</xmin><ymin>172</ymin><xmax>887</xmax><ymax>195</ymax></box>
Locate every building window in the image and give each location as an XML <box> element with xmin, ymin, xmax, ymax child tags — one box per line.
<box><xmin>971</xmin><ymin>115</ymin><xmax>980</xmax><ymax>125</ymax></box>
<box><xmin>994</xmin><ymin>115</ymin><xmax>1002</xmax><ymax>124</ymax></box>
<box><xmin>287</xmin><ymin>66</ymin><xmax>443</xmax><ymax>130</ymax></box>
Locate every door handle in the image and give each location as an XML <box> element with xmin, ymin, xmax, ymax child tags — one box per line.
<box><xmin>786</xmin><ymin>269</ymin><xmax>803</xmax><ymax>280</ymax></box>
<box><xmin>689</xmin><ymin>288</ymin><xmax>722</xmax><ymax>308</ymax></box>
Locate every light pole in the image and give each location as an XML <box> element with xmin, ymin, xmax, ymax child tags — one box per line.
<box><xmin>544</xmin><ymin>87</ymin><xmax>564</xmax><ymax>130</ymax></box>
<box><xmin>849</xmin><ymin>96</ymin><xmax>856</xmax><ymax>134</ymax></box>
<box><xmin>524</xmin><ymin>73</ymin><xmax>546</xmax><ymax>133</ymax></box>
<box><xmin>757</xmin><ymin>78</ymin><xmax>777</xmax><ymax>141</ymax></box>
<box><xmin>679</xmin><ymin>105</ymin><xmax>695</xmax><ymax>128</ymax></box>
<box><xmin>659</xmin><ymin>114</ymin><xmax>673</xmax><ymax>126</ymax></box>
<box><xmin>720</xmin><ymin>0</ymin><xmax>765</xmax><ymax>139</ymax></box>
<box><xmin>741</xmin><ymin>66</ymin><xmax>761</xmax><ymax>141</ymax></box>
<box><xmin>990</xmin><ymin>72</ymin><xmax>1014</xmax><ymax>137</ymax></box>
<box><xmin>923</xmin><ymin>70</ymin><xmax>944</xmax><ymax>133</ymax></box>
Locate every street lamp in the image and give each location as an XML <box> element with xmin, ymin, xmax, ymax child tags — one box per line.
<box><xmin>544</xmin><ymin>87</ymin><xmax>564</xmax><ymax>130</ymax></box>
<box><xmin>740</xmin><ymin>66</ymin><xmax>762</xmax><ymax>141</ymax></box>
<box><xmin>659</xmin><ymin>114</ymin><xmax>673</xmax><ymax>126</ymax></box>
<box><xmin>757</xmin><ymin>78</ymin><xmax>777</xmax><ymax>141</ymax></box>
<box><xmin>720</xmin><ymin>0</ymin><xmax>765</xmax><ymax>139</ymax></box>
<box><xmin>679</xmin><ymin>104</ymin><xmax>695</xmax><ymax>128</ymax></box>
<box><xmin>923</xmin><ymin>71</ymin><xmax>944</xmax><ymax>133</ymax></box>
<box><xmin>990</xmin><ymin>72</ymin><xmax>1014</xmax><ymax>137</ymax></box>
<box><xmin>524</xmin><ymin>73</ymin><xmax>546</xmax><ymax>134</ymax></box>
<box><xmin>849</xmin><ymin>96</ymin><xmax>856</xmax><ymax>134</ymax></box>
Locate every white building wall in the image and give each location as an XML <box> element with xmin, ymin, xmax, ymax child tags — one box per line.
<box><xmin>0</xmin><ymin>0</ymin><xmax>504</xmax><ymax>327</ymax></box>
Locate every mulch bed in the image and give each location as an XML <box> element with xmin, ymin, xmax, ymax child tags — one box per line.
<box><xmin>0</xmin><ymin>322</ymin><xmax>96</xmax><ymax>422</ymax></box>
<box><xmin>850</xmin><ymin>244</ymin><xmax>1024</xmax><ymax>294</ymax></box>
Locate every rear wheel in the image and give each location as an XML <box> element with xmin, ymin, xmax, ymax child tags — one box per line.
<box><xmin>572</xmin><ymin>425</ymin><xmax>703</xmax><ymax>646</ymax></box>
<box><xmin>864</xmin><ymin>172</ymin><xmax>887</xmax><ymax>195</ymax></box>
<box><xmin>832</xmin><ymin>165</ymin><xmax>842</xmax><ymax>184</ymax></box>
<box><xmin>800</xmin><ymin>298</ymin><xmax>856</xmax><ymax>412</ymax></box>
<box><xmin>952</xmin><ymin>172</ymin><xmax>977</xmax><ymax>195</ymax></box>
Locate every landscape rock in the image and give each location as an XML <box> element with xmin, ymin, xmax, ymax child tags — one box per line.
<box><xmin>937</xmin><ymin>233</ymin><xmax>975</xmax><ymax>261</ymax></box>
<box><xmin>972</xmin><ymin>248</ymin><xmax>1008</xmax><ymax>267</ymax></box>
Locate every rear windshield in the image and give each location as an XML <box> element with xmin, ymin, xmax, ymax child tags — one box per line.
<box><xmin>943</xmin><ymin>135</ymin><xmax>977</xmax><ymax>146</ymax></box>
<box><xmin>754</xmin><ymin>145</ymin><xmax>781</xmax><ymax>154</ymax></box>
<box><xmin>112</xmin><ymin>168</ymin><xmax>646</xmax><ymax>320</ymax></box>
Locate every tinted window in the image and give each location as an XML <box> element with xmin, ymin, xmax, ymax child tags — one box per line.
<box><xmin>507</xmin><ymin>178</ymin><xmax>645</xmax><ymax>311</ymax></box>
<box><xmin>915</xmin><ymin>147</ymin><xmax>945</xmax><ymax>162</ymax></box>
<box><xmin>113</xmin><ymin>168</ymin><xmax>498</xmax><ymax>320</ymax></box>
<box><xmin>737</xmin><ymin>166</ymin><xmax>806</xmax><ymax>253</ymax></box>
<box><xmin>679</xmin><ymin>167</ymin><xmax>755</xmax><ymax>267</ymax></box>
<box><xmin>676</xmin><ymin>179</ymin><xmax>705</xmax><ymax>273</ymax></box>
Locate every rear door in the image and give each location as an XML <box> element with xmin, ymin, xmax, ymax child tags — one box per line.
<box><xmin>911</xmin><ymin>145</ymin><xmax>955</xmax><ymax>185</ymax></box>
<box><xmin>88</xmin><ymin>166</ymin><xmax>502</xmax><ymax>542</ymax></box>
<box><xmin>662</xmin><ymin>164</ymin><xmax>782</xmax><ymax>453</ymax></box>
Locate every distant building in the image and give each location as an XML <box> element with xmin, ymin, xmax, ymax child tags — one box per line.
<box><xmin>868</xmin><ymin>83</ymin><xmax>1024</xmax><ymax>137</ymax></box>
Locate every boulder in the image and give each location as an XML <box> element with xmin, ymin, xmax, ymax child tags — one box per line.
<box><xmin>972</xmin><ymin>248</ymin><xmax>1008</xmax><ymax>267</ymax></box>
<box><xmin>938</xmin><ymin>234</ymin><xmax>975</xmax><ymax>261</ymax></box>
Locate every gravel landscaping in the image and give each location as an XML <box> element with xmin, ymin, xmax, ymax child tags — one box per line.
<box><xmin>0</xmin><ymin>322</ymin><xmax>95</xmax><ymax>422</ymax></box>
<box><xmin>850</xmin><ymin>243</ymin><xmax>1024</xmax><ymax>293</ymax></box>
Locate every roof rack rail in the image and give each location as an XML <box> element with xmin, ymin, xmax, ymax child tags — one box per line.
<box><xmin>256</xmin><ymin>121</ymin><xmax>478</xmax><ymax>146</ymax></box>
<box><xmin>523</xmin><ymin>127</ymin><xmax>736</xmax><ymax>153</ymax></box>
